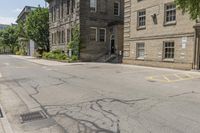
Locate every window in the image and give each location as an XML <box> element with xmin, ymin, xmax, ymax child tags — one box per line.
<box><xmin>67</xmin><ymin>29</ymin><xmax>71</xmax><ymax>43</ymax></box>
<box><xmin>61</xmin><ymin>30</ymin><xmax>65</xmax><ymax>43</ymax></box>
<box><xmin>114</xmin><ymin>2</ymin><xmax>120</xmax><ymax>16</ymax></box>
<box><xmin>58</xmin><ymin>31</ymin><xmax>61</xmax><ymax>44</ymax></box>
<box><xmin>90</xmin><ymin>27</ymin><xmax>97</xmax><ymax>41</ymax></box>
<box><xmin>60</xmin><ymin>0</ymin><xmax>64</xmax><ymax>18</ymax></box>
<box><xmin>53</xmin><ymin>33</ymin><xmax>56</xmax><ymax>44</ymax></box>
<box><xmin>137</xmin><ymin>10</ymin><xmax>146</xmax><ymax>28</ymax></box>
<box><xmin>71</xmin><ymin>0</ymin><xmax>75</xmax><ymax>13</ymax></box>
<box><xmin>90</xmin><ymin>0</ymin><xmax>97</xmax><ymax>12</ymax></box>
<box><xmin>51</xmin><ymin>7</ymin><xmax>54</xmax><ymax>22</ymax></box>
<box><xmin>67</xmin><ymin>0</ymin><xmax>70</xmax><ymax>15</ymax></box>
<box><xmin>165</xmin><ymin>3</ymin><xmax>176</xmax><ymax>24</ymax></box>
<box><xmin>136</xmin><ymin>43</ymin><xmax>145</xmax><ymax>59</ymax></box>
<box><xmin>99</xmin><ymin>28</ymin><xmax>106</xmax><ymax>42</ymax></box>
<box><xmin>164</xmin><ymin>42</ymin><xmax>175</xmax><ymax>59</ymax></box>
<box><xmin>51</xmin><ymin>33</ymin><xmax>54</xmax><ymax>44</ymax></box>
<box><xmin>53</xmin><ymin>7</ymin><xmax>56</xmax><ymax>22</ymax></box>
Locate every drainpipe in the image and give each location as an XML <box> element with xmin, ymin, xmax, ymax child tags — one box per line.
<box><xmin>193</xmin><ymin>22</ymin><xmax>200</xmax><ymax>70</ymax></box>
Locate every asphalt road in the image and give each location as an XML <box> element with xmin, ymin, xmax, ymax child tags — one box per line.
<box><xmin>0</xmin><ymin>55</ymin><xmax>200</xmax><ymax>133</ymax></box>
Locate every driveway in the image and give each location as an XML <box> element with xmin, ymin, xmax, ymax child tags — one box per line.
<box><xmin>0</xmin><ymin>55</ymin><xmax>200</xmax><ymax>133</ymax></box>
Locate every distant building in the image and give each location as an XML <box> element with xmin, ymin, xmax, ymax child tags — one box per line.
<box><xmin>47</xmin><ymin>0</ymin><xmax>124</xmax><ymax>62</ymax></box>
<box><xmin>123</xmin><ymin>0</ymin><xmax>200</xmax><ymax>70</ymax></box>
<box><xmin>0</xmin><ymin>24</ymin><xmax>9</xmax><ymax>30</ymax></box>
<box><xmin>16</xmin><ymin>6</ymin><xmax>37</xmax><ymax>23</ymax></box>
<box><xmin>16</xmin><ymin>6</ymin><xmax>37</xmax><ymax>56</ymax></box>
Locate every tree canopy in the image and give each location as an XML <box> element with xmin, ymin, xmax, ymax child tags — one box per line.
<box><xmin>25</xmin><ymin>7</ymin><xmax>50</xmax><ymax>52</ymax></box>
<box><xmin>175</xmin><ymin>0</ymin><xmax>200</xmax><ymax>20</ymax></box>
<box><xmin>0</xmin><ymin>26</ymin><xmax>18</xmax><ymax>53</ymax></box>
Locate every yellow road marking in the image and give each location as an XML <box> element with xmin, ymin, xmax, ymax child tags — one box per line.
<box><xmin>174</xmin><ymin>74</ymin><xmax>184</xmax><ymax>80</ymax></box>
<box><xmin>162</xmin><ymin>75</ymin><xmax>170</xmax><ymax>82</ymax></box>
<box><xmin>146</xmin><ymin>73</ymin><xmax>200</xmax><ymax>83</ymax></box>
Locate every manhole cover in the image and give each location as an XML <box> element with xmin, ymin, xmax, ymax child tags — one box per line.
<box><xmin>0</xmin><ymin>108</ymin><xmax>3</xmax><ymax>118</ymax></box>
<box><xmin>20</xmin><ymin>111</ymin><xmax>47</xmax><ymax>123</ymax></box>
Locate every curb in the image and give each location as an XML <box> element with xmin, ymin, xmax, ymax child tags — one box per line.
<box><xmin>0</xmin><ymin>104</ymin><xmax>13</xmax><ymax>133</ymax></box>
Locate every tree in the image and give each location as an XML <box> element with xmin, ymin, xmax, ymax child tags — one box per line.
<box><xmin>0</xmin><ymin>26</ymin><xmax>18</xmax><ymax>53</ymax></box>
<box><xmin>67</xmin><ymin>25</ymin><xmax>80</xmax><ymax>60</ymax></box>
<box><xmin>25</xmin><ymin>7</ymin><xmax>49</xmax><ymax>52</ymax></box>
<box><xmin>175</xmin><ymin>0</ymin><xmax>200</xmax><ymax>20</ymax></box>
<box><xmin>16</xmin><ymin>21</ymin><xmax>29</xmax><ymax>55</ymax></box>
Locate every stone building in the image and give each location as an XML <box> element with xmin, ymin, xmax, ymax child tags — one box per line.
<box><xmin>16</xmin><ymin>6</ymin><xmax>37</xmax><ymax>56</ymax></box>
<box><xmin>123</xmin><ymin>0</ymin><xmax>200</xmax><ymax>70</ymax></box>
<box><xmin>48</xmin><ymin>0</ymin><xmax>124</xmax><ymax>62</ymax></box>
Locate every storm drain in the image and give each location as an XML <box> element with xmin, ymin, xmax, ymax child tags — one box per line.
<box><xmin>0</xmin><ymin>108</ymin><xmax>3</xmax><ymax>118</ymax></box>
<box><xmin>20</xmin><ymin>111</ymin><xmax>47</xmax><ymax>123</ymax></box>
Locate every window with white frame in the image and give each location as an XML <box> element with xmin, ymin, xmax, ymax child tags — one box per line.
<box><xmin>164</xmin><ymin>41</ymin><xmax>175</xmax><ymax>59</ymax></box>
<box><xmin>90</xmin><ymin>27</ymin><xmax>97</xmax><ymax>41</ymax></box>
<box><xmin>90</xmin><ymin>0</ymin><xmax>97</xmax><ymax>12</ymax></box>
<box><xmin>114</xmin><ymin>2</ymin><xmax>120</xmax><ymax>16</ymax></box>
<box><xmin>137</xmin><ymin>10</ymin><xmax>146</xmax><ymax>28</ymax></box>
<box><xmin>136</xmin><ymin>43</ymin><xmax>145</xmax><ymax>59</ymax></box>
<box><xmin>99</xmin><ymin>28</ymin><xmax>106</xmax><ymax>42</ymax></box>
<box><xmin>165</xmin><ymin>3</ymin><xmax>176</xmax><ymax>24</ymax></box>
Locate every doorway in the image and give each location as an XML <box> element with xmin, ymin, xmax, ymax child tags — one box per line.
<box><xmin>110</xmin><ymin>35</ymin><xmax>115</xmax><ymax>54</ymax></box>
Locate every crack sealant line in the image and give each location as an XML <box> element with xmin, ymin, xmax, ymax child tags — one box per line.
<box><xmin>0</xmin><ymin>104</ymin><xmax>14</xmax><ymax>133</ymax></box>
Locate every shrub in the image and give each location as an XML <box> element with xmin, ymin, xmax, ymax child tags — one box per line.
<box><xmin>15</xmin><ymin>49</ymin><xmax>26</xmax><ymax>56</ymax></box>
<box><xmin>42</xmin><ymin>49</ymin><xmax>67</xmax><ymax>61</ymax></box>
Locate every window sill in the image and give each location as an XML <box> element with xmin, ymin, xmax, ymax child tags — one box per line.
<box><xmin>164</xmin><ymin>21</ymin><xmax>176</xmax><ymax>26</ymax></box>
<box><xmin>137</xmin><ymin>26</ymin><xmax>146</xmax><ymax>30</ymax></box>
<box><xmin>163</xmin><ymin>58</ymin><xmax>174</xmax><ymax>62</ymax></box>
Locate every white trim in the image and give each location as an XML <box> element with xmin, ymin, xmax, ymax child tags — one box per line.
<box><xmin>90</xmin><ymin>27</ymin><xmax>98</xmax><ymax>41</ymax></box>
<box><xmin>99</xmin><ymin>28</ymin><xmax>106</xmax><ymax>42</ymax></box>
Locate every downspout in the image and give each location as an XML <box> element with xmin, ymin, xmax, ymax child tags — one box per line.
<box><xmin>193</xmin><ymin>21</ymin><xmax>200</xmax><ymax>70</ymax></box>
<box><xmin>193</xmin><ymin>27</ymin><xmax>197</xmax><ymax>69</ymax></box>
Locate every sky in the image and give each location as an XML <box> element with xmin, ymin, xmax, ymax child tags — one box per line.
<box><xmin>0</xmin><ymin>0</ymin><xmax>47</xmax><ymax>25</ymax></box>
